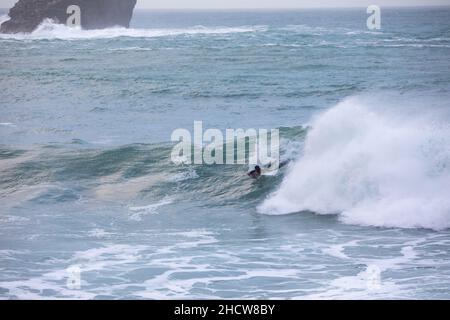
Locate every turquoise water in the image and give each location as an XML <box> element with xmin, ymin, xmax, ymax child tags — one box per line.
<box><xmin>1</xmin><ymin>8</ymin><xmax>450</xmax><ymax>299</ymax></box>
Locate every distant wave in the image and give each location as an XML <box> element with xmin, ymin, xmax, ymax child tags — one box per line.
<box><xmin>259</xmin><ymin>93</ymin><xmax>450</xmax><ymax>230</ymax></box>
<box><xmin>279</xmin><ymin>24</ymin><xmax>330</xmax><ymax>35</ymax></box>
<box><xmin>0</xmin><ymin>19</ymin><xmax>267</xmax><ymax>40</ymax></box>
<box><xmin>280</xmin><ymin>25</ymin><xmax>383</xmax><ymax>36</ymax></box>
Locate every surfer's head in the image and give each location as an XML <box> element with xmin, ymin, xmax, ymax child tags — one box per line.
<box><xmin>255</xmin><ymin>166</ymin><xmax>261</xmax><ymax>174</ymax></box>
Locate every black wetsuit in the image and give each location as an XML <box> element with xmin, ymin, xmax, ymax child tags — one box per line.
<box><xmin>248</xmin><ymin>167</ymin><xmax>261</xmax><ymax>179</ymax></box>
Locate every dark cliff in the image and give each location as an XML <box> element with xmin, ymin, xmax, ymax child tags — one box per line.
<box><xmin>0</xmin><ymin>0</ymin><xmax>137</xmax><ymax>33</ymax></box>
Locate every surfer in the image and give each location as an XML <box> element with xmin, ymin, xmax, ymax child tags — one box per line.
<box><xmin>247</xmin><ymin>165</ymin><xmax>262</xmax><ymax>179</ymax></box>
<box><xmin>247</xmin><ymin>161</ymin><xmax>289</xmax><ymax>179</ymax></box>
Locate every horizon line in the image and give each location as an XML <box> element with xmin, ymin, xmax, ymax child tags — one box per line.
<box><xmin>1</xmin><ymin>4</ymin><xmax>450</xmax><ymax>10</ymax></box>
<box><xmin>134</xmin><ymin>4</ymin><xmax>449</xmax><ymax>9</ymax></box>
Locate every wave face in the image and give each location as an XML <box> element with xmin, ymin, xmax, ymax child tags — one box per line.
<box><xmin>259</xmin><ymin>94</ymin><xmax>450</xmax><ymax>230</ymax></box>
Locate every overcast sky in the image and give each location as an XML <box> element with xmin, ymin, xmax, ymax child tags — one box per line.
<box><xmin>1</xmin><ymin>0</ymin><xmax>450</xmax><ymax>9</ymax></box>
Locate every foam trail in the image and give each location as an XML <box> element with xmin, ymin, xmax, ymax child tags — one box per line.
<box><xmin>259</xmin><ymin>94</ymin><xmax>450</xmax><ymax>230</ymax></box>
<box><xmin>0</xmin><ymin>19</ymin><xmax>266</xmax><ymax>40</ymax></box>
<box><xmin>129</xmin><ymin>197</ymin><xmax>174</xmax><ymax>221</ymax></box>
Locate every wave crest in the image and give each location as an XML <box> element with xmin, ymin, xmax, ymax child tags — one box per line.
<box><xmin>0</xmin><ymin>19</ymin><xmax>267</xmax><ymax>40</ymax></box>
<box><xmin>258</xmin><ymin>94</ymin><xmax>450</xmax><ymax>230</ymax></box>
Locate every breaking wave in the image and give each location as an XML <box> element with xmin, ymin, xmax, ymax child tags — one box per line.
<box><xmin>0</xmin><ymin>19</ymin><xmax>267</xmax><ymax>40</ymax></box>
<box><xmin>259</xmin><ymin>93</ymin><xmax>450</xmax><ymax>230</ymax></box>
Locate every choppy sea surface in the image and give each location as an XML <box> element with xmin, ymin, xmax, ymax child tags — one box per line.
<box><xmin>1</xmin><ymin>8</ymin><xmax>450</xmax><ymax>299</ymax></box>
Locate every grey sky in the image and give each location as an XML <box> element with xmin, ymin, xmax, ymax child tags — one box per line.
<box><xmin>1</xmin><ymin>0</ymin><xmax>450</xmax><ymax>9</ymax></box>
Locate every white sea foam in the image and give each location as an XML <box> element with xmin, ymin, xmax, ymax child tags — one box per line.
<box><xmin>0</xmin><ymin>122</ymin><xmax>16</xmax><ymax>127</ymax></box>
<box><xmin>259</xmin><ymin>94</ymin><xmax>450</xmax><ymax>230</ymax></box>
<box><xmin>280</xmin><ymin>24</ymin><xmax>330</xmax><ymax>35</ymax></box>
<box><xmin>1</xmin><ymin>230</ymin><xmax>447</xmax><ymax>299</ymax></box>
<box><xmin>169</xmin><ymin>168</ymin><xmax>199</xmax><ymax>182</ymax></box>
<box><xmin>86</xmin><ymin>228</ymin><xmax>114</xmax><ymax>239</ymax></box>
<box><xmin>0</xmin><ymin>244</ymin><xmax>146</xmax><ymax>299</ymax></box>
<box><xmin>0</xmin><ymin>214</ymin><xmax>29</xmax><ymax>224</ymax></box>
<box><xmin>308</xmin><ymin>238</ymin><xmax>426</xmax><ymax>299</ymax></box>
<box><xmin>129</xmin><ymin>197</ymin><xmax>174</xmax><ymax>221</ymax></box>
<box><xmin>0</xmin><ymin>19</ymin><xmax>266</xmax><ymax>40</ymax></box>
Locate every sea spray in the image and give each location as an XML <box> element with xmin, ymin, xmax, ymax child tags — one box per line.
<box><xmin>258</xmin><ymin>94</ymin><xmax>450</xmax><ymax>230</ymax></box>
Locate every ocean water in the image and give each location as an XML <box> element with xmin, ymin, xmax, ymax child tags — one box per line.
<box><xmin>1</xmin><ymin>8</ymin><xmax>450</xmax><ymax>299</ymax></box>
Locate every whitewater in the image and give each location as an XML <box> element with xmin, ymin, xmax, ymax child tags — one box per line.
<box><xmin>1</xmin><ymin>8</ymin><xmax>450</xmax><ymax>299</ymax></box>
<box><xmin>259</xmin><ymin>94</ymin><xmax>450</xmax><ymax>230</ymax></box>
<box><xmin>0</xmin><ymin>18</ymin><xmax>267</xmax><ymax>40</ymax></box>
